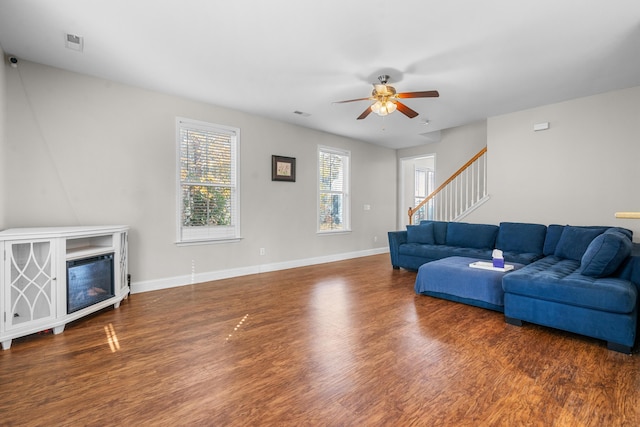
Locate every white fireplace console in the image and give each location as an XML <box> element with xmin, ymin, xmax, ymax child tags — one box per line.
<box><xmin>0</xmin><ymin>225</ymin><xmax>129</xmax><ymax>350</ymax></box>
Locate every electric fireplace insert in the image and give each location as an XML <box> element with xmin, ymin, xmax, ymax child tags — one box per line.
<box><xmin>67</xmin><ymin>253</ymin><xmax>115</xmax><ymax>314</ymax></box>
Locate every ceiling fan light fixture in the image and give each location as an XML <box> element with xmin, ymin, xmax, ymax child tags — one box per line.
<box><xmin>386</xmin><ymin>101</ymin><xmax>397</xmax><ymax>114</ymax></box>
<box><xmin>372</xmin><ymin>100</ymin><xmax>397</xmax><ymax>116</ymax></box>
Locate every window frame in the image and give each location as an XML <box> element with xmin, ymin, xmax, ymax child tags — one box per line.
<box><xmin>317</xmin><ymin>145</ymin><xmax>351</xmax><ymax>234</ymax></box>
<box><xmin>175</xmin><ymin>117</ymin><xmax>241</xmax><ymax>245</ymax></box>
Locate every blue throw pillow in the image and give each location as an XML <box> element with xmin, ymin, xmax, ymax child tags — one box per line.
<box><xmin>605</xmin><ymin>227</ymin><xmax>633</xmax><ymax>240</ymax></box>
<box><xmin>407</xmin><ymin>223</ymin><xmax>435</xmax><ymax>244</ymax></box>
<box><xmin>554</xmin><ymin>226</ymin><xmax>605</xmax><ymax>261</ymax></box>
<box><xmin>421</xmin><ymin>220</ymin><xmax>448</xmax><ymax>244</ymax></box>
<box><xmin>581</xmin><ymin>231</ymin><xmax>632</xmax><ymax>277</ymax></box>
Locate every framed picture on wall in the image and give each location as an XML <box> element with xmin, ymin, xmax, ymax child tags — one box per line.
<box><xmin>272</xmin><ymin>155</ymin><xmax>296</xmax><ymax>182</ymax></box>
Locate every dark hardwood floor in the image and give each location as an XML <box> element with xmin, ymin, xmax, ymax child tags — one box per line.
<box><xmin>2</xmin><ymin>254</ymin><xmax>639</xmax><ymax>426</ymax></box>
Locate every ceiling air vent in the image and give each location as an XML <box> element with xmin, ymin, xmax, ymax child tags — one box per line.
<box><xmin>65</xmin><ymin>33</ymin><xmax>84</xmax><ymax>52</ymax></box>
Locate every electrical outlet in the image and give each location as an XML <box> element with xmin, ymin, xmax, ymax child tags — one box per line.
<box><xmin>374</xmin><ymin>236</ymin><xmax>378</xmax><ymax>242</ymax></box>
<box><xmin>259</xmin><ymin>248</ymin><xmax>265</xmax><ymax>256</ymax></box>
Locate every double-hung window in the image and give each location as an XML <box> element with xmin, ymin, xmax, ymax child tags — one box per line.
<box><xmin>176</xmin><ymin>118</ymin><xmax>240</xmax><ymax>244</ymax></box>
<box><xmin>318</xmin><ymin>146</ymin><xmax>350</xmax><ymax>233</ymax></box>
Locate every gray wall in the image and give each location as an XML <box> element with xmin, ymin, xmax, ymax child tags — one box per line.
<box><xmin>3</xmin><ymin>61</ymin><xmax>396</xmax><ymax>291</ymax></box>
<box><xmin>467</xmin><ymin>85</ymin><xmax>640</xmax><ymax>239</ymax></box>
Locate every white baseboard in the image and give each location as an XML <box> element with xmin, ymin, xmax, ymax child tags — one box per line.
<box><xmin>131</xmin><ymin>247</ymin><xmax>389</xmax><ymax>294</ymax></box>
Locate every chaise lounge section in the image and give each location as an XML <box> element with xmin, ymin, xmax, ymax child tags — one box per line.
<box><xmin>503</xmin><ymin>225</ymin><xmax>640</xmax><ymax>353</ymax></box>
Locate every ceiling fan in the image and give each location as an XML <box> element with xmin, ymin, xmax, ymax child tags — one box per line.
<box><xmin>335</xmin><ymin>75</ymin><xmax>439</xmax><ymax>120</ymax></box>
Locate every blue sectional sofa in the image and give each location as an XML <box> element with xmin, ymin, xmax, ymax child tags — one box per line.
<box><xmin>388</xmin><ymin>221</ymin><xmax>640</xmax><ymax>353</ymax></box>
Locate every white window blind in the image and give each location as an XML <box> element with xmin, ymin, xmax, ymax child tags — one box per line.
<box><xmin>318</xmin><ymin>146</ymin><xmax>350</xmax><ymax>232</ymax></box>
<box><xmin>177</xmin><ymin>118</ymin><xmax>240</xmax><ymax>243</ymax></box>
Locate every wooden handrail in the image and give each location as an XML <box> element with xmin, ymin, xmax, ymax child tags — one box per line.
<box><xmin>408</xmin><ymin>146</ymin><xmax>487</xmax><ymax>224</ymax></box>
<box><xmin>615</xmin><ymin>212</ymin><xmax>640</xmax><ymax>219</ymax></box>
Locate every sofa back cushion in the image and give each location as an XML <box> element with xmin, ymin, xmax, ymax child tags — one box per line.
<box><xmin>496</xmin><ymin>222</ymin><xmax>547</xmax><ymax>254</ymax></box>
<box><xmin>406</xmin><ymin>223</ymin><xmax>435</xmax><ymax>244</ymax></box>
<box><xmin>420</xmin><ymin>220</ymin><xmax>448</xmax><ymax>245</ymax></box>
<box><xmin>580</xmin><ymin>230</ymin><xmax>633</xmax><ymax>277</ymax></box>
<box><xmin>554</xmin><ymin>226</ymin><xmax>608</xmax><ymax>261</ymax></box>
<box><xmin>543</xmin><ymin>224</ymin><xmax>565</xmax><ymax>256</ymax></box>
<box><xmin>446</xmin><ymin>222</ymin><xmax>498</xmax><ymax>249</ymax></box>
<box><xmin>543</xmin><ymin>224</ymin><xmax>625</xmax><ymax>257</ymax></box>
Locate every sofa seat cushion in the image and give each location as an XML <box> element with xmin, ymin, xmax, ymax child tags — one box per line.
<box><xmin>503</xmin><ymin>256</ymin><xmax>638</xmax><ymax>313</ymax></box>
<box><xmin>447</xmin><ymin>246</ymin><xmax>494</xmax><ymax>260</ymax></box>
<box><xmin>398</xmin><ymin>243</ymin><xmax>450</xmax><ymax>259</ymax></box>
<box><xmin>398</xmin><ymin>243</ymin><xmax>491</xmax><ymax>261</ymax></box>
<box><xmin>501</xmin><ymin>251</ymin><xmax>544</xmax><ymax>265</ymax></box>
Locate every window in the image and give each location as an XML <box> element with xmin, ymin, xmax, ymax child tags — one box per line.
<box><xmin>318</xmin><ymin>146</ymin><xmax>350</xmax><ymax>233</ymax></box>
<box><xmin>176</xmin><ymin>118</ymin><xmax>240</xmax><ymax>243</ymax></box>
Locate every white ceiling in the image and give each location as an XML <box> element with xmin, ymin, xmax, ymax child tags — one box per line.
<box><xmin>1</xmin><ymin>1</ymin><xmax>639</xmax><ymax>149</ymax></box>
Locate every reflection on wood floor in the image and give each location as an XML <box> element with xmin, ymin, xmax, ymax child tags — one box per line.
<box><xmin>2</xmin><ymin>254</ymin><xmax>639</xmax><ymax>426</ymax></box>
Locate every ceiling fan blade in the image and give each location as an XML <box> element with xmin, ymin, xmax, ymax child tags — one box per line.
<box><xmin>395</xmin><ymin>101</ymin><xmax>419</xmax><ymax>118</ymax></box>
<box><xmin>396</xmin><ymin>90</ymin><xmax>440</xmax><ymax>99</ymax></box>
<box><xmin>357</xmin><ymin>106</ymin><xmax>373</xmax><ymax>120</ymax></box>
<box><xmin>334</xmin><ymin>97</ymin><xmax>372</xmax><ymax>104</ymax></box>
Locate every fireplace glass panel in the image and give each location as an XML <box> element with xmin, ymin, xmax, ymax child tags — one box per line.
<box><xmin>67</xmin><ymin>253</ymin><xmax>115</xmax><ymax>314</ymax></box>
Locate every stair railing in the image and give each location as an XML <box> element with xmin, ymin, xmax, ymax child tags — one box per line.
<box><xmin>408</xmin><ymin>147</ymin><xmax>488</xmax><ymax>225</ymax></box>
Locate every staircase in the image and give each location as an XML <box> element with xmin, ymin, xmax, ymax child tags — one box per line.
<box><xmin>409</xmin><ymin>147</ymin><xmax>488</xmax><ymax>225</ymax></box>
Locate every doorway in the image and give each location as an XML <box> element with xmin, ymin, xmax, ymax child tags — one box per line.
<box><xmin>399</xmin><ymin>155</ymin><xmax>435</xmax><ymax>229</ymax></box>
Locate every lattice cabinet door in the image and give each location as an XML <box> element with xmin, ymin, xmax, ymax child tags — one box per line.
<box><xmin>4</xmin><ymin>240</ymin><xmax>56</xmax><ymax>331</ymax></box>
<box><xmin>118</xmin><ymin>231</ymin><xmax>128</xmax><ymax>294</ymax></box>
